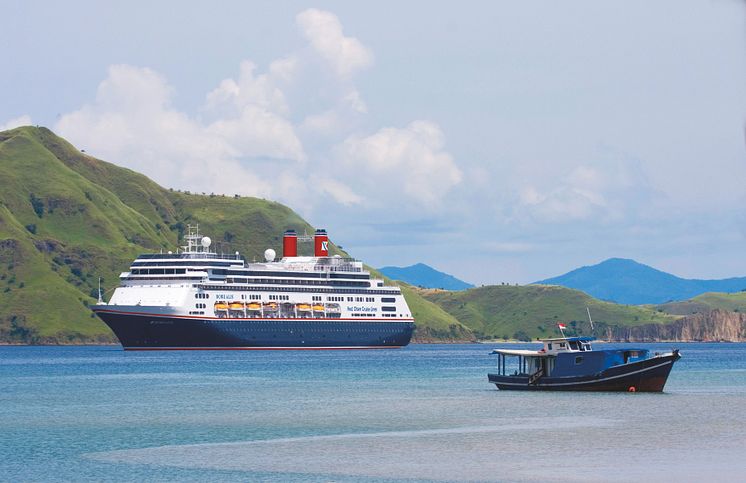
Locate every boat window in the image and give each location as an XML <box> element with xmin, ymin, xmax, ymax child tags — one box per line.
<box><xmin>575</xmin><ymin>356</ymin><xmax>583</xmax><ymax>365</ymax></box>
<box><xmin>569</xmin><ymin>341</ymin><xmax>578</xmax><ymax>350</ymax></box>
<box><xmin>547</xmin><ymin>343</ymin><xmax>552</xmax><ymax>350</ymax></box>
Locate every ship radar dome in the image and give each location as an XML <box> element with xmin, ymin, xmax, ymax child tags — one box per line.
<box><xmin>264</xmin><ymin>248</ymin><xmax>276</xmax><ymax>262</ymax></box>
<box><xmin>201</xmin><ymin>236</ymin><xmax>212</xmax><ymax>248</ymax></box>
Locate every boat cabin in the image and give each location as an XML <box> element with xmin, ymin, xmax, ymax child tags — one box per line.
<box><xmin>491</xmin><ymin>337</ymin><xmax>649</xmax><ymax>380</ymax></box>
<box><xmin>542</xmin><ymin>336</ymin><xmax>594</xmax><ymax>354</ymax></box>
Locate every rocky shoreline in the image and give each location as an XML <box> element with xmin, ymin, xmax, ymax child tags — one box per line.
<box><xmin>603</xmin><ymin>309</ymin><xmax>746</xmax><ymax>342</ymax></box>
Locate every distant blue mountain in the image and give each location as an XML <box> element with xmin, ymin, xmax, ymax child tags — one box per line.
<box><xmin>536</xmin><ymin>258</ymin><xmax>746</xmax><ymax>305</ymax></box>
<box><xmin>379</xmin><ymin>263</ymin><xmax>474</xmax><ymax>290</ymax></box>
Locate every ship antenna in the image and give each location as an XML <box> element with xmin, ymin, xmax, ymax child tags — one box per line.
<box><xmin>586</xmin><ymin>306</ymin><xmax>595</xmax><ymax>331</ymax></box>
<box><xmin>97</xmin><ymin>277</ymin><xmax>103</xmax><ymax>304</ymax></box>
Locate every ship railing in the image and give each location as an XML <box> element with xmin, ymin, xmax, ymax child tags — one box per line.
<box><xmin>313</xmin><ymin>265</ymin><xmax>362</xmax><ymax>273</ymax></box>
<box><xmin>137</xmin><ymin>253</ymin><xmax>243</xmax><ymax>261</ymax></box>
<box><xmin>315</xmin><ymin>257</ymin><xmax>358</xmax><ymax>263</ymax></box>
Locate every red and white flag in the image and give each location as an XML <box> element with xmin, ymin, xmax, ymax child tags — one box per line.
<box><xmin>557</xmin><ymin>323</ymin><xmax>567</xmax><ymax>330</ymax></box>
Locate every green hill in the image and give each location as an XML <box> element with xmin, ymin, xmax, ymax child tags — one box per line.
<box><xmin>417</xmin><ymin>284</ymin><xmax>679</xmax><ymax>341</ymax></box>
<box><xmin>395</xmin><ymin>283</ymin><xmax>473</xmax><ymax>341</ymax></box>
<box><xmin>0</xmin><ymin>126</ymin><xmax>464</xmax><ymax>343</ymax></box>
<box><xmin>655</xmin><ymin>291</ymin><xmax>746</xmax><ymax>316</ymax></box>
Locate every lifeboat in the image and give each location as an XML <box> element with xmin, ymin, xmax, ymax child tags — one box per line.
<box><xmin>263</xmin><ymin>302</ymin><xmax>278</xmax><ymax>311</ymax></box>
<box><xmin>214</xmin><ymin>301</ymin><xmax>229</xmax><ymax>311</ymax></box>
<box><xmin>325</xmin><ymin>303</ymin><xmax>341</xmax><ymax>313</ymax></box>
<box><xmin>296</xmin><ymin>303</ymin><xmax>312</xmax><ymax>312</ymax></box>
<box><xmin>229</xmin><ymin>301</ymin><xmax>245</xmax><ymax>310</ymax></box>
<box><xmin>247</xmin><ymin>302</ymin><xmax>262</xmax><ymax>311</ymax></box>
<box><xmin>312</xmin><ymin>304</ymin><xmax>325</xmax><ymax>312</ymax></box>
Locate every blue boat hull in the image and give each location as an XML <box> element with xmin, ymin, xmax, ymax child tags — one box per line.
<box><xmin>488</xmin><ymin>351</ymin><xmax>680</xmax><ymax>392</ymax></box>
<box><xmin>93</xmin><ymin>309</ymin><xmax>415</xmax><ymax>350</ymax></box>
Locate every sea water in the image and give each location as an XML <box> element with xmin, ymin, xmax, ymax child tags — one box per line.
<box><xmin>1</xmin><ymin>343</ymin><xmax>745</xmax><ymax>482</ymax></box>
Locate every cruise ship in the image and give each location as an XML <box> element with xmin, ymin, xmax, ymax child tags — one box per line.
<box><xmin>92</xmin><ymin>226</ymin><xmax>415</xmax><ymax>350</ymax></box>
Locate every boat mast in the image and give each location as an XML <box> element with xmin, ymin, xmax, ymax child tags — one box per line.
<box><xmin>586</xmin><ymin>307</ymin><xmax>595</xmax><ymax>331</ymax></box>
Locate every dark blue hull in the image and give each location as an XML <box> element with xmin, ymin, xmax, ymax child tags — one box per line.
<box><xmin>488</xmin><ymin>351</ymin><xmax>680</xmax><ymax>392</ymax></box>
<box><xmin>93</xmin><ymin>308</ymin><xmax>415</xmax><ymax>350</ymax></box>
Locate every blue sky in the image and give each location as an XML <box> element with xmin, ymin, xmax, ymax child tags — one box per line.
<box><xmin>2</xmin><ymin>0</ymin><xmax>745</xmax><ymax>284</ymax></box>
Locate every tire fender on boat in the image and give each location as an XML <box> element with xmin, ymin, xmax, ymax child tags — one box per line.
<box><xmin>628</xmin><ymin>386</ymin><xmax>636</xmax><ymax>393</ymax></box>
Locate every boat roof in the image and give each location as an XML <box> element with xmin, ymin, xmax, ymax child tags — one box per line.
<box><xmin>491</xmin><ymin>349</ymin><xmax>551</xmax><ymax>357</ymax></box>
<box><xmin>540</xmin><ymin>336</ymin><xmax>595</xmax><ymax>342</ymax></box>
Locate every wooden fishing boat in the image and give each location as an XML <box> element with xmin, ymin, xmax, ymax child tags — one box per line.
<box><xmin>488</xmin><ymin>336</ymin><xmax>680</xmax><ymax>392</ymax></box>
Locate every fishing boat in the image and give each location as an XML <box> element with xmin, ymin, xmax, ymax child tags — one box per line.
<box><xmin>488</xmin><ymin>336</ymin><xmax>680</xmax><ymax>392</ymax></box>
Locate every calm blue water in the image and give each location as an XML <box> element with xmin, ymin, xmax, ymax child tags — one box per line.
<box><xmin>1</xmin><ymin>343</ymin><xmax>745</xmax><ymax>482</ymax></box>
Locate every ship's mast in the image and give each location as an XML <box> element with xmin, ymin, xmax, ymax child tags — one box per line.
<box><xmin>182</xmin><ymin>224</ymin><xmax>202</xmax><ymax>253</ymax></box>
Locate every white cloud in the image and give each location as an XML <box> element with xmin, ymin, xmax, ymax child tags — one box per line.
<box><xmin>300</xmin><ymin>110</ymin><xmax>341</xmax><ymax>136</ymax></box>
<box><xmin>516</xmin><ymin>160</ymin><xmax>658</xmax><ymax>224</ymax></box>
<box><xmin>342</xmin><ymin>89</ymin><xmax>367</xmax><ymax>114</ymax></box>
<box><xmin>268</xmin><ymin>56</ymin><xmax>299</xmax><ymax>83</ymax></box>
<box><xmin>51</xmin><ymin>10</ymin><xmax>462</xmax><ymax>220</ymax></box>
<box><xmin>54</xmin><ymin>64</ymin><xmax>285</xmax><ymax>198</ymax></box>
<box><xmin>204</xmin><ymin>60</ymin><xmax>291</xmax><ymax>118</ymax></box>
<box><xmin>296</xmin><ymin>9</ymin><xmax>373</xmax><ymax>79</ymax></box>
<box><xmin>0</xmin><ymin>115</ymin><xmax>32</xmax><ymax>131</ymax></box>
<box><xmin>312</xmin><ymin>177</ymin><xmax>362</xmax><ymax>206</ymax></box>
<box><xmin>206</xmin><ymin>105</ymin><xmax>305</xmax><ymax>162</ymax></box>
<box><xmin>336</xmin><ymin>121</ymin><xmax>462</xmax><ymax>206</ymax></box>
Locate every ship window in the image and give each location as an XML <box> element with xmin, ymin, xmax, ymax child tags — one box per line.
<box><xmin>382</xmin><ymin>297</ymin><xmax>395</xmax><ymax>303</ymax></box>
<box><xmin>381</xmin><ymin>306</ymin><xmax>396</xmax><ymax>312</ymax></box>
<box><xmin>575</xmin><ymin>356</ymin><xmax>583</xmax><ymax>365</ymax></box>
<box><xmin>548</xmin><ymin>343</ymin><xmax>552</xmax><ymax>350</ymax></box>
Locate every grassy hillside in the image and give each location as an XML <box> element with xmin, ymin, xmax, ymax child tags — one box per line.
<box><xmin>418</xmin><ymin>284</ymin><xmax>678</xmax><ymax>341</ymax></box>
<box><xmin>0</xmin><ymin>126</ymin><xmax>451</xmax><ymax>343</ymax></box>
<box><xmin>655</xmin><ymin>291</ymin><xmax>746</xmax><ymax>315</ymax></box>
<box><xmin>0</xmin><ymin>127</ymin><xmax>173</xmax><ymax>342</ymax></box>
<box><xmin>361</xmin><ymin>266</ymin><xmax>473</xmax><ymax>341</ymax></box>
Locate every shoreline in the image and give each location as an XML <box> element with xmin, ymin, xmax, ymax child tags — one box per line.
<box><xmin>1</xmin><ymin>339</ymin><xmax>743</xmax><ymax>347</ymax></box>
